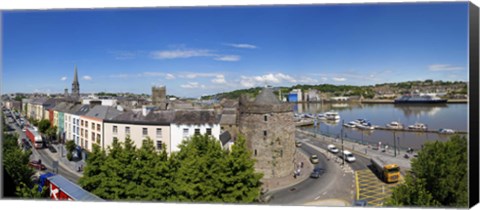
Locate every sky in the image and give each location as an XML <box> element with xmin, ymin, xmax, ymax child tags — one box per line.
<box><xmin>2</xmin><ymin>2</ymin><xmax>470</xmax><ymax>97</ymax></box>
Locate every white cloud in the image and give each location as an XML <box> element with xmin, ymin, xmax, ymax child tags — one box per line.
<box><xmin>143</xmin><ymin>72</ymin><xmax>165</xmax><ymax>77</ymax></box>
<box><xmin>211</xmin><ymin>75</ymin><xmax>227</xmax><ymax>84</ymax></box>
<box><xmin>150</xmin><ymin>49</ymin><xmax>213</xmax><ymax>59</ymax></box>
<box><xmin>298</xmin><ymin>77</ymin><xmax>318</xmax><ymax>84</ymax></box>
<box><xmin>180</xmin><ymin>73</ymin><xmax>219</xmax><ymax>79</ymax></box>
<box><xmin>332</xmin><ymin>77</ymin><xmax>346</xmax><ymax>82</ymax></box>
<box><xmin>60</xmin><ymin>76</ymin><xmax>67</xmax><ymax>81</ymax></box>
<box><xmin>321</xmin><ymin>77</ymin><xmax>328</xmax><ymax>81</ymax></box>
<box><xmin>226</xmin><ymin>43</ymin><xmax>257</xmax><ymax>49</ymax></box>
<box><xmin>428</xmin><ymin>64</ymin><xmax>463</xmax><ymax>71</ymax></box>
<box><xmin>180</xmin><ymin>82</ymin><xmax>206</xmax><ymax>89</ymax></box>
<box><xmin>109</xmin><ymin>50</ymin><xmax>137</xmax><ymax>60</ymax></box>
<box><xmin>240</xmin><ymin>73</ymin><xmax>297</xmax><ymax>87</ymax></box>
<box><xmin>214</xmin><ymin>55</ymin><xmax>240</xmax><ymax>62</ymax></box>
<box><xmin>83</xmin><ymin>75</ymin><xmax>92</xmax><ymax>80</ymax></box>
<box><xmin>165</xmin><ymin>73</ymin><xmax>175</xmax><ymax>80</ymax></box>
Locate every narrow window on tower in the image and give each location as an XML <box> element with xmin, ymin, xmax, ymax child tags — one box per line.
<box><xmin>264</xmin><ymin>115</ymin><xmax>268</xmax><ymax>121</ymax></box>
<box><xmin>254</xmin><ymin>149</ymin><xmax>257</xmax><ymax>156</ymax></box>
<box><xmin>263</xmin><ymin>130</ymin><xmax>267</xmax><ymax>137</ymax></box>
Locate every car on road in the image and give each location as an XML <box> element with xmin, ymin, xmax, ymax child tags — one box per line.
<box><xmin>353</xmin><ymin>199</ymin><xmax>368</xmax><ymax>206</ymax></box>
<box><xmin>28</xmin><ymin>160</ymin><xmax>47</xmax><ymax>170</ymax></box>
<box><xmin>327</xmin><ymin>144</ymin><xmax>339</xmax><ymax>153</ymax></box>
<box><xmin>295</xmin><ymin>141</ymin><xmax>302</xmax><ymax>147</ymax></box>
<box><xmin>48</xmin><ymin>145</ymin><xmax>57</xmax><ymax>153</ymax></box>
<box><xmin>310</xmin><ymin>154</ymin><xmax>319</xmax><ymax>164</ymax></box>
<box><xmin>310</xmin><ymin>166</ymin><xmax>326</xmax><ymax>178</ymax></box>
<box><xmin>339</xmin><ymin>150</ymin><xmax>356</xmax><ymax>162</ymax></box>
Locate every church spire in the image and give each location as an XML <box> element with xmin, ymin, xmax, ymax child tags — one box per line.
<box><xmin>71</xmin><ymin>65</ymin><xmax>80</xmax><ymax>100</ymax></box>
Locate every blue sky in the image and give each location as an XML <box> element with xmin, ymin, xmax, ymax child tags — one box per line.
<box><xmin>2</xmin><ymin>2</ymin><xmax>469</xmax><ymax>97</ymax></box>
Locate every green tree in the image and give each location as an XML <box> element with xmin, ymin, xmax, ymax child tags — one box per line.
<box><xmin>16</xmin><ymin>183</ymin><xmax>50</xmax><ymax>198</ymax></box>
<box><xmin>79</xmin><ymin>144</ymin><xmax>108</xmax><ymax>198</ymax></box>
<box><xmin>221</xmin><ymin>135</ymin><xmax>263</xmax><ymax>203</ymax></box>
<box><xmin>170</xmin><ymin>134</ymin><xmax>227</xmax><ymax>202</ymax></box>
<box><xmin>46</xmin><ymin>126</ymin><xmax>57</xmax><ymax>140</ymax></box>
<box><xmin>38</xmin><ymin>119</ymin><xmax>51</xmax><ymax>133</ymax></box>
<box><xmin>386</xmin><ymin>135</ymin><xmax>468</xmax><ymax>207</ymax></box>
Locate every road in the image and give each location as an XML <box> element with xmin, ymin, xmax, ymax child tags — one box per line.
<box><xmin>297</xmin><ymin>132</ymin><xmax>371</xmax><ymax>171</ymax></box>
<box><xmin>7</xmin><ymin>112</ymin><xmax>81</xmax><ymax>183</ymax></box>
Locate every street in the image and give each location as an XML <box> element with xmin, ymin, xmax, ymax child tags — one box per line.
<box><xmin>7</xmin><ymin>112</ymin><xmax>81</xmax><ymax>183</ymax></box>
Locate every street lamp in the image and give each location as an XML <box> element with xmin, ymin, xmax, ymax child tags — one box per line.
<box><xmin>341</xmin><ymin>119</ymin><xmax>345</xmax><ymax>166</ymax></box>
<box><xmin>397</xmin><ymin>136</ymin><xmax>400</xmax><ymax>155</ymax></box>
<box><xmin>393</xmin><ymin>131</ymin><xmax>397</xmax><ymax>157</ymax></box>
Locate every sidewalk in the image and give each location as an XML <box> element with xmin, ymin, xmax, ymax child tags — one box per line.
<box><xmin>45</xmin><ymin>143</ymin><xmax>85</xmax><ymax>177</ymax></box>
<box><xmin>297</xmin><ymin>129</ymin><xmax>414</xmax><ymax>171</ymax></box>
<box><xmin>304</xmin><ymin>198</ymin><xmax>351</xmax><ymax>206</ymax></box>
<box><xmin>263</xmin><ymin>148</ymin><xmax>313</xmax><ymax>193</ymax></box>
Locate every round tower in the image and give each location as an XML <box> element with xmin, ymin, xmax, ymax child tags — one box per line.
<box><xmin>238</xmin><ymin>88</ymin><xmax>295</xmax><ymax>178</ymax></box>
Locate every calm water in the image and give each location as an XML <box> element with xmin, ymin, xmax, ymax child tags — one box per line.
<box><xmin>296</xmin><ymin>103</ymin><xmax>468</xmax><ymax>150</ymax></box>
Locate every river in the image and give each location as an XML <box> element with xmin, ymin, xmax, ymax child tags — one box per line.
<box><xmin>296</xmin><ymin>103</ymin><xmax>468</xmax><ymax>150</ymax></box>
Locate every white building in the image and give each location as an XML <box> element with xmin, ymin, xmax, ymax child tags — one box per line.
<box><xmin>169</xmin><ymin>110</ymin><xmax>221</xmax><ymax>153</ymax></box>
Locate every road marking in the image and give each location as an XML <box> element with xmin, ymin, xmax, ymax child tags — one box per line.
<box><xmin>355</xmin><ymin>171</ymin><xmax>360</xmax><ymax>200</ymax></box>
<box><xmin>322</xmin><ymin>191</ymin><xmax>327</xmax><ymax>195</ymax></box>
<box><xmin>315</xmin><ymin>196</ymin><xmax>321</xmax><ymax>200</ymax></box>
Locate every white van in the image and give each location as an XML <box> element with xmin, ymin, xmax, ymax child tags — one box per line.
<box><xmin>327</xmin><ymin>144</ymin><xmax>339</xmax><ymax>153</ymax></box>
<box><xmin>340</xmin><ymin>150</ymin><xmax>356</xmax><ymax>162</ymax></box>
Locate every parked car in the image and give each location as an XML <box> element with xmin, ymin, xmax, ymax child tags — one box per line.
<box><xmin>327</xmin><ymin>144</ymin><xmax>339</xmax><ymax>153</ymax></box>
<box><xmin>353</xmin><ymin>199</ymin><xmax>368</xmax><ymax>206</ymax></box>
<box><xmin>310</xmin><ymin>154</ymin><xmax>319</xmax><ymax>164</ymax></box>
<box><xmin>295</xmin><ymin>141</ymin><xmax>303</xmax><ymax>147</ymax></box>
<box><xmin>339</xmin><ymin>150</ymin><xmax>356</xmax><ymax>162</ymax></box>
<box><xmin>310</xmin><ymin>166</ymin><xmax>326</xmax><ymax>178</ymax></box>
<box><xmin>28</xmin><ymin>160</ymin><xmax>47</xmax><ymax>170</ymax></box>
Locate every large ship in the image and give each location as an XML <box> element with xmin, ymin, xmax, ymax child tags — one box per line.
<box><xmin>394</xmin><ymin>94</ymin><xmax>447</xmax><ymax>104</ymax></box>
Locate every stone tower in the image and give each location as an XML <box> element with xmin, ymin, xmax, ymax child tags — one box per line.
<box><xmin>152</xmin><ymin>85</ymin><xmax>167</xmax><ymax>110</ymax></box>
<box><xmin>238</xmin><ymin>88</ymin><xmax>295</xmax><ymax>179</ymax></box>
<box><xmin>71</xmin><ymin>65</ymin><xmax>80</xmax><ymax>99</ymax></box>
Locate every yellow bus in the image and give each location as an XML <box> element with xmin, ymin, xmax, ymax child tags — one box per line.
<box><xmin>370</xmin><ymin>156</ymin><xmax>400</xmax><ymax>183</ymax></box>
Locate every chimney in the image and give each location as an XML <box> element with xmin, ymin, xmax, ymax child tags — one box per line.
<box><xmin>64</xmin><ymin>88</ymin><xmax>69</xmax><ymax>98</ymax></box>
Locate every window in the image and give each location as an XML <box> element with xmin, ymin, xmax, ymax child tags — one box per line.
<box><xmin>97</xmin><ymin>134</ymin><xmax>101</xmax><ymax>144</ymax></box>
<box><xmin>113</xmin><ymin>126</ymin><xmax>118</xmax><ymax>134</ymax></box>
<box><xmin>206</xmin><ymin>128</ymin><xmax>212</xmax><ymax>136</ymax></box>
<box><xmin>156</xmin><ymin>128</ymin><xmax>162</xmax><ymax>138</ymax></box>
<box><xmin>280</xmin><ymin>149</ymin><xmax>283</xmax><ymax>157</ymax></box>
<box><xmin>142</xmin><ymin>128</ymin><xmax>148</xmax><ymax>136</ymax></box>
<box><xmin>85</xmin><ymin>121</ymin><xmax>88</xmax><ymax>128</ymax></box>
<box><xmin>263</xmin><ymin>130</ymin><xmax>267</xmax><ymax>137</ymax></box>
<box><xmin>264</xmin><ymin>115</ymin><xmax>268</xmax><ymax>121</ymax></box>
<box><xmin>97</xmin><ymin>124</ymin><xmax>100</xmax><ymax>132</ymax></box>
<box><xmin>156</xmin><ymin>140</ymin><xmax>163</xmax><ymax>150</ymax></box>
<box><xmin>81</xmin><ymin>120</ymin><xmax>84</xmax><ymax>126</ymax></box>
<box><xmin>91</xmin><ymin>122</ymin><xmax>95</xmax><ymax>130</ymax></box>
<box><xmin>183</xmin><ymin>128</ymin><xmax>189</xmax><ymax>138</ymax></box>
<box><xmin>85</xmin><ymin>131</ymin><xmax>88</xmax><ymax>139</ymax></box>
<box><xmin>85</xmin><ymin>141</ymin><xmax>88</xmax><ymax>150</ymax></box>
<box><xmin>194</xmin><ymin>128</ymin><xmax>200</xmax><ymax>135</ymax></box>
<box><xmin>91</xmin><ymin>132</ymin><xmax>95</xmax><ymax>141</ymax></box>
<box><xmin>81</xmin><ymin>129</ymin><xmax>84</xmax><ymax>137</ymax></box>
<box><xmin>254</xmin><ymin>149</ymin><xmax>257</xmax><ymax>156</ymax></box>
<box><xmin>125</xmin><ymin>127</ymin><xmax>130</xmax><ymax>135</ymax></box>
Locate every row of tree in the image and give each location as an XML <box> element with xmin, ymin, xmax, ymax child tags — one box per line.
<box><xmin>79</xmin><ymin>134</ymin><xmax>263</xmax><ymax>203</ymax></box>
<box><xmin>386</xmin><ymin>135</ymin><xmax>468</xmax><ymax>207</ymax></box>
<box><xmin>2</xmin><ymin>132</ymin><xmax>48</xmax><ymax>198</ymax></box>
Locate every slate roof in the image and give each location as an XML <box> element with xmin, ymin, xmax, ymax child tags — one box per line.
<box><xmin>219</xmin><ymin>114</ymin><xmax>237</xmax><ymax>125</ymax></box>
<box><xmin>64</xmin><ymin>104</ymin><xmax>83</xmax><ymax>115</ymax></box>
<box><xmin>47</xmin><ymin>175</ymin><xmax>103</xmax><ymax>201</ymax></box>
<box><xmin>253</xmin><ymin>88</ymin><xmax>281</xmax><ymax>105</ymax></box>
<box><xmin>84</xmin><ymin>105</ymin><xmax>123</xmax><ymax>120</ymax></box>
<box><xmin>173</xmin><ymin>110</ymin><xmax>219</xmax><ymax>125</ymax></box>
<box><xmin>105</xmin><ymin>110</ymin><xmax>174</xmax><ymax>125</ymax></box>
<box><xmin>219</xmin><ymin>131</ymin><xmax>232</xmax><ymax>146</ymax></box>
<box><xmin>74</xmin><ymin>105</ymin><xmax>92</xmax><ymax>116</ymax></box>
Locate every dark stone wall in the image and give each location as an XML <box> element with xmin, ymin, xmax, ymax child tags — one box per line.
<box><xmin>239</xmin><ymin>111</ymin><xmax>295</xmax><ymax>178</ymax></box>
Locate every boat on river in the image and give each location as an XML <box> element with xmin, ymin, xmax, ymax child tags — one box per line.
<box><xmin>324</xmin><ymin>111</ymin><xmax>340</xmax><ymax>120</ymax></box>
<box><xmin>386</xmin><ymin>121</ymin><xmax>403</xmax><ymax>129</ymax></box>
<box><xmin>408</xmin><ymin>123</ymin><xmax>428</xmax><ymax>130</ymax></box>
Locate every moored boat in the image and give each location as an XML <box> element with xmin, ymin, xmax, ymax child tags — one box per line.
<box><xmin>324</xmin><ymin>111</ymin><xmax>340</xmax><ymax>120</ymax></box>
<box><xmin>408</xmin><ymin>123</ymin><xmax>427</xmax><ymax>130</ymax></box>
<box><xmin>386</xmin><ymin>121</ymin><xmax>403</xmax><ymax>129</ymax></box>
<box><xmin>343</xmin><ymin>121</ymin><xmax>357</xmax><ymax>128</ymax></box>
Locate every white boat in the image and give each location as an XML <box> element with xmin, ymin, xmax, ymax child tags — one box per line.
<box><xmin>386</xmin><ymin>121</ymin><xmax>403</xmax><ymax>129</ymax></box>
<box><xmin>317</xmin><ymin>113</ymin><xmax>326</xmax><ymax>120</ymax></box>
<box><xmin>439</xmin><ymin>128</ymin><xmax>455</xmax><ymax>134</ymax></box>
<box><xmin>304</xmin><ymin>113</ymin><xmax>315</xmax><ymax>119</ymax></box>
<box><xmin>408</xmin><ymin>123</ymin><xmax>427</xmax><ymax>130</ymax></box>
<box><xmin>356</xmin><ymin>122</ymin><xmax>375</xmax><ymax>130</ymax></box>
<box><xmin>343</xmin><ymin>121</ymin><xmax>357</xmax><ymax>128</ymax></box>
<box><xmin>324</xmin><ymin>111</ymin><xmax>340</xmax><ymax>120</ymax></box>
